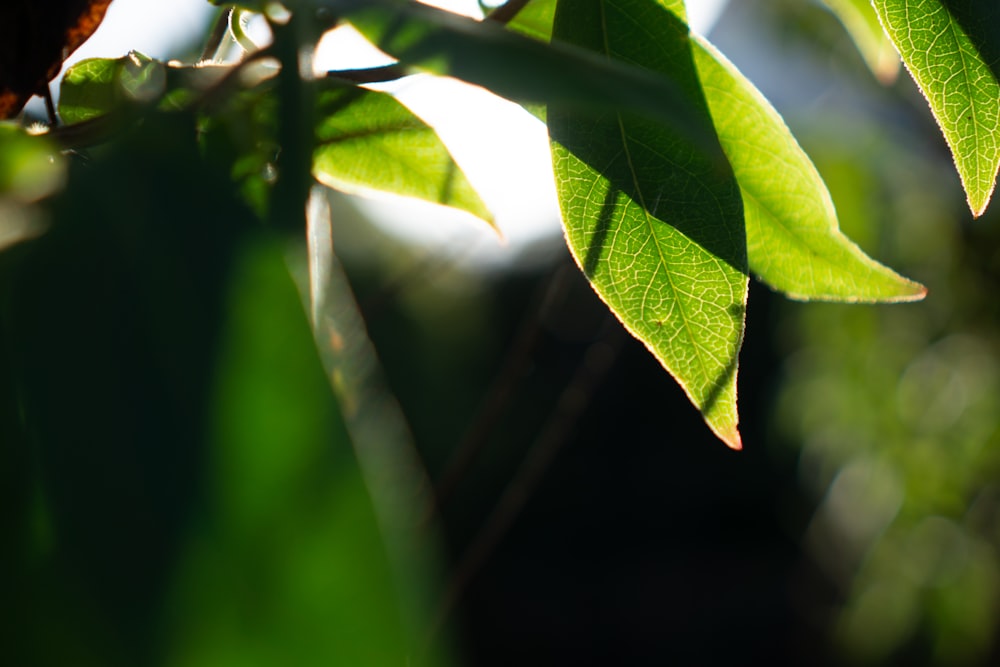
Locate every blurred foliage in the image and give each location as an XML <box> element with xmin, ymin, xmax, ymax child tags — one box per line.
<box><xmin>768</xmin><ymin>4</ymin><xmax>1000</xmax><ymax>663</ymax></box>
<box><xmin>0</xmin><ymin>107</ymin><xmax>446</xmax><ymax>665</ymax></box>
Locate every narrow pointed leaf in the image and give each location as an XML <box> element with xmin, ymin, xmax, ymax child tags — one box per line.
<box><xmin>819</xmin><ymin>0</ymin><xmax>900</xmax><ymax>83</ymax></box>
<box><xmin>313</xmin><ymin>86</ymin><xmax>494</xmax><ymax>227</ymax></box>
<box><xmin>551</xmin><ymin>0</ymin><xmax>748</xmax><ymax>449</ymax></box>
<box><xmin>872</xmin><ymin>0</ymin><xmax>1000</xmax><ymax>216</ymax></box>
<box><xmin>692</xmin><ymin>35</ymin><xmax>926</xmax><ymax>302</ymax></box>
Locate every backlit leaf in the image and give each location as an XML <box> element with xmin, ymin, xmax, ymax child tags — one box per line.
<box><xmin>550</xmin><ymin>0</ymin><xmax>747</xmax><ymax>449</ymax></box>
<box><xmin>506</xmin><ymin>0</ymin><xmax>923</xmax><ymax>302</ymax></box>
<box><xmin>872</xmin><ymin>0</ymin><xmax>1000</xmax><ymax>216</ymax></box>
<box><xmin>59</xmin><ymin>52</ymin><xmax>165</xmax><ymax>124</ymax></box>
<box><xmin>691</xmin><ymin>35</ymin><xmax>926</xmax><ymax>302</ymax></box>
<box><xmin>313</xmin><ymin>85</ymin><xmax>494</xmax><ymax>228</ymax></box>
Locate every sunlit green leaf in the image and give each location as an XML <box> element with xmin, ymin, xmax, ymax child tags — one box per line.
<box><xmin>503</xmin><ymin>0</ymin><xmax>922</xmax><ymax>302</ymax></box>
<box><xmin>551</xmin><ymin>0</ymin><xmax>747</xmax><ymax>449</ymax></box>
<box><xmin>872</xmin><ymin>0</ymin><xmax>1000</xmax><ymax>216</ymax></box>
<box><xmin>506</xmin><ymin>0</ymin><xmax>557</xmax><ymax>41</ymax></box>
<box><xmin>313</xmin><ymin>86</ymin><xmax>494</xmax><ymax>227</ymax></box>
<box><xmin>819</xmin><ymin>0</ymin><xmax>900</xmax><ymax>83</ymax></box>
<box><xmin>692</xmin><ymin>35</ymin><xmax>926</xmax><ymax>302</ymax></box>
<box><xmin>59</xmin><ymin>53</ymin><xmax>166</xmax><ymax>124</ymax></box>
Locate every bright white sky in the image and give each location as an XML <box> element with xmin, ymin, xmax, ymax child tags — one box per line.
<box><xmin>50</xmin><ymin>0</ymin><xmax>730</xmax><ymax>268</ymax></box>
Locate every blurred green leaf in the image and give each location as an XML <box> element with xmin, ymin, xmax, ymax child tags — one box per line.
<box><xmin>0</xmin><ymin>124</ymin><xmax>64</xmax><ymax>202</ymax></box>
<box><xmin>313</xmin><ymin>86</ymin><xmax>494</xmax><ymax>228</ymax></box>
<box><xmin>818</xmin><ymin>0</ymin><xmax>900</xmax><ymax>83</ymax></box>
<box><xmin>165</xmin><ymin>235</ymin><xmax>419</xmax><ymax>667</ymax></box>
<box><xmin>59</xmin><ymin>53</ymin><xmax>166</xmax><ymax>124</ymax></box>
<box><xmin>0</xmin><ymin>112</ymin><xmax>250</xmax><ymax>666</ymax></box>
<box><xmin>872</xmin><ymin>0</ymin><xmax>1000</xmax><ymax>216</ymax></box>
<box><xmin>197</xmin><ymin>84</ymin><xmax>279</xmax><ymax>220</ymax></box>
<box><xmin>550</xmin><ymin>0</ymin><xmax>746</xmax><ymax>448</ymax></box>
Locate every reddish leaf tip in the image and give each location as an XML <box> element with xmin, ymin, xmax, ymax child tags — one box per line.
<box><xmin>716</xmin><ymin>426</ymin><xmax>742</xmax><ymax>451</ymax></box>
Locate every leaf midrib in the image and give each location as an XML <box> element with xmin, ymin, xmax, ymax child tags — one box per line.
<box><xmin>316</xmin><ymin>121</ymin><xmax>424</xmax><ymax>147</ymax></box>
<box><xmin>600</xmin><ymin>0</ymin><xmax>715</xmax><ymax>395</ymax></box>
<box><xmin>940</xmin><ymin>3</ymin><xmax>983</xmax><ymax>204</ymax></box>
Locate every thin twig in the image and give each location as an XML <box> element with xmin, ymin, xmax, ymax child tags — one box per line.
<box><xmin>423</xmin><ymin>269</ymin><xmax>564</xmax><ymax>525</ymax></box>
<box><xmin>425</xmin><ymin>320</ymin><xmax>626</xmax><ymax>649</ymax></box>
<box><xmin>484</xmin><ymin>0</ymin><xmax>533</xmax><ymax>25</ymax></box>
<box><xmin>200</xmin><ymin>6</ymin><xmax>233</xmax><ymax>62</ymax></box>
<box><xmin>43</xmin><ymin>87</ymin><xmax>58</xmax><ymax>126</ymax></box>
<box><xmin>187</xmin><ymin>46</ymin><xmax>276</xmax><ymax>111</ymax></box>
<box><xmin>325</xmin><ymin>0</ymin><xmax>532</xmax><ymax>85</ymax></box>
<box><xmin>326</xmin><ymin>64</ymin><xmax>412</xmax><ymax>84</ymax></box>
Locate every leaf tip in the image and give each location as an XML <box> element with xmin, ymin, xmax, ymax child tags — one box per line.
<box><xmin>962</xmin><ymin>158</ymin><xmax>997</xmax><ymax>218</ymax></box>
<box><xmin>883</xmin><ymin>279</ymin><xmax>929</xmax><ymax>303</ymax></box>
<box><xmin>970</xmin><ymin>196</ymin><xmax>992</xmax><ymax>219</ymax></box>
<box><xmin>714</xmin><ymin>425</ymin><xmax>742</xmax><ymax>451</ymax></box>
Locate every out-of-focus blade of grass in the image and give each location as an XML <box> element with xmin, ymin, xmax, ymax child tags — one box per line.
<box><xmin>290</xmin><ymin>187</ymin><xmax>454</xmax><ymax>665</ymax></box>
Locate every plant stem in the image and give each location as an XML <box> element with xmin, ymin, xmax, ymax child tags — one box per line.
<box><xmin>485</xmin><ymin>0</ymin><xmax>532</xmax><ymax>24</ymax></box>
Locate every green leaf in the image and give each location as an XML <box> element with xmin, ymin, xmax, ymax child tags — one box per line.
<box><xmin>313</xmin><ymin>86</ymin><xmax>494</xmax><ymax>227</ymax></box>
<box><xmin>506</xmin><ymin>0</ymin><xmax>557</xmax><ymax>41</ymax></box>
<box><xmin>872</xmin><ymin>0</ymin><xmax>1000</xmax><ymax>217</ymax></box>
<box><xmin>334</xmin><ymin>0</ymin><xmax>715</xmax><ymax>151</ymax></box>
<box><xmin>819</xmin><ymin>0</ymin><xmax>900</xmax><ymax>83</ymax></box>
<box><xmin>59</xmin><ymin>52</ymin><xmax>166</xmax><ymax>124</ymax></box>
<box><xmin>550</xmin><ymin>0</ymin><xmax>747</xmax><ymax>449</ymax></box>
<box><xmin>503</xmin><ymin>0</ymin><xmax>923</xmax><ymax>301</ymax></box>
<box><xmin>166</xmin><ymin>235</ymin><xmax>420</xmax><ymax>666</ymax></box>
<box><xmin>691</xmin><ymin>35</ymin><xmax>926</xmax><ymax>302</ymax></box>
